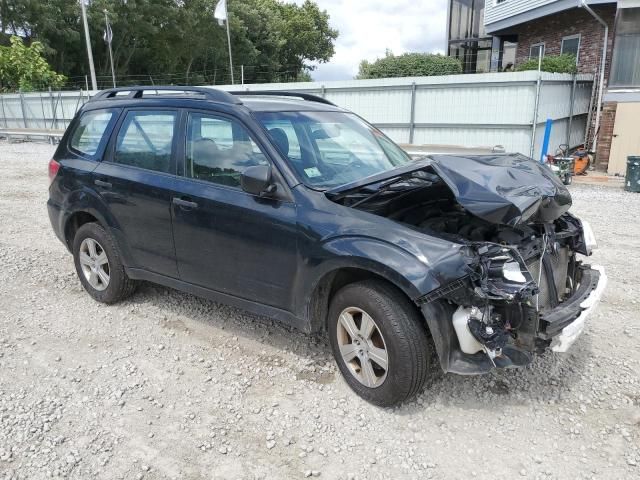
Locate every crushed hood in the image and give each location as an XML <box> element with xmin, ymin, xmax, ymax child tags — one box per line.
<box><xmin>427</xmin><ymin>154</ymin><xmax>572</xmax><ymax>226</ymax></box>
<box><xmin>327</xmin><ymin>153</ymin><xmax>572</xmax><ymax>227</ymax></box>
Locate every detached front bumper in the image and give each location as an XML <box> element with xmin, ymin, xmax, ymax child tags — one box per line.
<box><xmin>423</xmin><ymin>264</ymin><xmax>607</xmax><ymax>375</ymax></box>
<box><xmin>544</xmin><ymin>265</ymin><xmax>607</xmax><ymax>352</ymax></box>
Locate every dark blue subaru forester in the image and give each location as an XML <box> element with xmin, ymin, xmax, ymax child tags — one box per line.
<box><xmin>48</xmin><ymin>86</ymin><xmax>606</xmax><ymax>406</ymax></box>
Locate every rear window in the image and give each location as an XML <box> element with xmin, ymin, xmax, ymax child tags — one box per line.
<box><xmin>69</xmin><ymin>110</ymin><xmax>116</xmax><ymax>157</ymax></box>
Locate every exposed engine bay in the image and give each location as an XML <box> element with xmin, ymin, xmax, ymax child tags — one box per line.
<box><xmin>328</xmin><ymin>155</ymin><xmax>603</xmax><ymax>374</ymax></box>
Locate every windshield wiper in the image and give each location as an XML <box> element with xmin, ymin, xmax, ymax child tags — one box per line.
<box><xmin>346</xmin><ymin>171</ymin><xmax>440</xmax><ymax>208</ymax></box>
<box><xmin>325</xmin><ymin>157</ymin><xmax>435</xmax><ymax>197</ymax></box>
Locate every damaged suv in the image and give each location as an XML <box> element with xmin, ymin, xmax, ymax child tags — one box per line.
<box><xmin>48</xmin><ymin>87</ymin><xmax>606</xmax><ymax>407</ymax></box>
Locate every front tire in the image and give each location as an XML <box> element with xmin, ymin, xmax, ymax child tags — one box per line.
<box><xmin>328</xmin><ymin>280</ymin><xmax>430</xmax><ymax>407</ymax></box>
<box><xmin>72</xmin><ymin>222</ymin><xmax>136</xmax><ymax>304</ymax></box>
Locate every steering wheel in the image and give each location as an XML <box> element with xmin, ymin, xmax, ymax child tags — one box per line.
<box><xmin>346</xmin><ymin>154</ymin><xmax>367</xmax><ymax>169</ymax></box>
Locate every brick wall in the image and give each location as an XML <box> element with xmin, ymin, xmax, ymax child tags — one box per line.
<box><xmin>513</xmin><ymin>5</ymin><xmax>618</xmax><ymax>170</ymax></box>
<box><xmin>595</xmin><ymin>101</ymin><xmax>617</xmax><ymax>170</ymax></box>
<box><xmin>514</xmin><ymin>5</ymin><xmax>617</xmax><ymax>79</ymax></box>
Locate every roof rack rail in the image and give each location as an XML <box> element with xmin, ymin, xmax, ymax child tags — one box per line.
<box><xmin>228</xmin><ymin>90</ymin><xmax>335</xmax><ymax>106</ymax></box>
<box><xmin>90</xmin><ymin>86</ymin><xmax>242</xmax><ymax>104</ymax></box>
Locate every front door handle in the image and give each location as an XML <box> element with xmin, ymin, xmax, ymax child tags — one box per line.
<box><xmin>173</xmin><ymin>197</ymin><xmax>199</xmax><ymax>209</ymax></box>
<box><xmin>94</xmin><ymin>179</ymin><xmax>112</xmax><ymax>189</ymax></box>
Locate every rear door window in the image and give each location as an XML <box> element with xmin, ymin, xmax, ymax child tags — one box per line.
<box><xmin>113</xmin><ymin>110</ymin><xmax>177</xmax><ymax>174</ymax></box>
<box><xmin>69</xmin><ymin>109</ymin><xmax>116</xmax><ymax>157</ymax></box>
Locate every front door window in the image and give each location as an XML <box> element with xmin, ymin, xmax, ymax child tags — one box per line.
<box><xmin>185</xmin><ymin>113</ymin><xmax>268</xmax><ymax>187</ymax></box>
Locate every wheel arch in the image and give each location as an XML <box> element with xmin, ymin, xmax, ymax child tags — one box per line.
<box><xmin>59</xmin><ymin>186</ymin><xmax>135</xmax><ymax>264</ymax></box>
<box><xmin>300</xmin><ymin>235</ymin><xmax>451</xmax><ymax>333</ymax></box>
<box><xmin>64</xmin><ymin>210</ymin><xmax>101</xmax><ymax>250</ymax></box>
<box><xmin>305</xmin><ymin>265</ymin><xmax>425</xmax><ymax>334</ymax></box>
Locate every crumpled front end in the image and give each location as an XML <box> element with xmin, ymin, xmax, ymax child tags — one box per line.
<box><xmin>417</xmin><ymin>214</ymin><xmax>606</xmax><ymax>375</ymax></box>
<box><xmin>328</xmin><ymin>153</ymin><xmax>606</xmax><ymax>375</ymax></box>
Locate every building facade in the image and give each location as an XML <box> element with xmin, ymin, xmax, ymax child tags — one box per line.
<box><xmin>446</xmin><ymin>0</ymin><xmax>495</xmax><ymax>73</ymax></box>
<box><xmin>446</xmin><ymin>0</ymin><xmax>640</xmax><ymax>173</ymax></box>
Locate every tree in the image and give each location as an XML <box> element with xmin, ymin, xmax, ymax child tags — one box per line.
<box><xmin>357</xmin><ymin>51</ymin><xmax>462</xmax><ymax>79</ymax></box>
<box><xmin>0</xmin><ymin>0</ymin><xmax>84</xmax><ymax>75</ymax></box>
<box><xmin>0</xmin><ymin>0</ymin><xmax>338</xmax><ymax>87</ymax></box>
<box><xmin>515</xmin><ymin>54</ymin><xmax>578</xmax><ymax>74</ymax></box>
<box><xmin>0</xmin><ymin>35</ymin><xmax>66</xmax><ymax>91</ymax></box>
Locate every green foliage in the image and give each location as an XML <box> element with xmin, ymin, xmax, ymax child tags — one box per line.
<box><xmin>294</xmin><ymin>70</ymin><xmax>313</xmax><ymax>82</ymax></box>
<box><xmin>357</xmin><ymin>51</ymin><xmax>462</xmax><ymax>79</ymax></box>
<box><xmin>0</xmin><ymin>0</ymin><xmax>338</xmax><ymax>88</ymax></box>
<box><xmin>515</xmin><ymin>54</ymin><xmax>578</xmax><ymax>74</ymax></box>
<box><xmin>0</xmin><ymin>36</ymin><xmax>66</xmax><ymax>91</ymax></box>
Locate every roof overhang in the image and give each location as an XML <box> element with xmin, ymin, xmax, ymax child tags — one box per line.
<box><xmin>604</xmin><ymin>88</ymin><xmax>640</xmax><ymax>103</ymax></box>
<box><xmin>485</xmin><ymin>0</ymin><xmax>616</xmax><ymax>35</ymax></box>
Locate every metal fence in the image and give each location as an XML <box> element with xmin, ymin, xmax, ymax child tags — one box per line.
<box><xmin>0</xmin><ymin>71</ymin><xmax>593</xmax><ymax>158</ymax></box>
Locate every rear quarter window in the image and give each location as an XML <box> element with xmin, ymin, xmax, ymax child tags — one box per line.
<box><xmin>69</xmin><ymin>110</ymin><xmax>116</xmax><ymax>157</ymax></box>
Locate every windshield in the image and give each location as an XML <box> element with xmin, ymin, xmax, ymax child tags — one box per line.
<box><xmin>255</xmin><ymin>111</ymin><xmax>412</xmax><ymax>189</ymax></box>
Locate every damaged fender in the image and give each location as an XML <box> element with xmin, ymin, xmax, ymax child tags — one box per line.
<box><xmin>418</xmin><ymin>242</ymin><xmax>539</xmax><ymax>374</ymax></box>
<box><xmin>308</xmin><ymin>235</ymin><xmax>475</xmax><ymax>301</ymax></box>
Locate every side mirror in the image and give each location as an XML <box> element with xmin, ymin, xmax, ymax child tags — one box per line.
<box><xmin>241</xmin><ymin>165</ymin><xmax>277</xmax><ymax>197</ymax></box>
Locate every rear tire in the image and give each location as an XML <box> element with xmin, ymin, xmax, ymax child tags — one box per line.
<box><xmin>72</xmin><ymin>222</ymin><xmax>136</xmax><ymax>304</ymax></box>
<box><xmin>328</xmin><ymin>279</ymin><xmax>430</xmax><ymax>407</ymax></box>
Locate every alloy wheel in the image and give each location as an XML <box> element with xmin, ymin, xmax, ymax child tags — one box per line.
<box><xmin>336</xmin><ymin>307</ymin><xmax>389</xmax><ymax>388</ymax></box>
<box><xmin>78</xmin><ymin>238</ymin><xmax>110</xmax><ymax>291</ymax></box>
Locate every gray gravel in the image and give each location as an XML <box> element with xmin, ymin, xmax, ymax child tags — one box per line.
<box><xmin>0</xmin><ymin>139</ymin><xmax>639</xmax><ymax>480</ymax></box>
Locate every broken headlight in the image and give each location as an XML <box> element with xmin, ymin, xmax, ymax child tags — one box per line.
<box><xmin>474</xmin><ymin>244</ymin><xmax>538</xmax><ymax>302</ymax></box>
<box><xmin>501</xmin><ymin>261</ymin><xmax>528</xmax><ymax>283</ymax></box>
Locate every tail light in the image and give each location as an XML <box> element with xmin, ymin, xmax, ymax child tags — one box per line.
<box><xmin>48</xmin><ymin>159</ymin><xmax>61</xmax><ymax>185</ymax></box>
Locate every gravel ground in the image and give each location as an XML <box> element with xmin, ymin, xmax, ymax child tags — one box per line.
<box><xmin>0</xmin><ymin>140</ymin><xmax>639</xmax><ymax>480</ymax></box>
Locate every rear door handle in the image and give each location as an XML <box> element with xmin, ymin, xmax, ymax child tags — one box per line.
<box><xmin>94</xmin><ymin>179</ymin><xmax>112</xmax><ymax>189</ymax></box>
<box><xmin>172</xmin><ymin>197</ymin><xmax>199</xmax><ymax>209</ymax></box>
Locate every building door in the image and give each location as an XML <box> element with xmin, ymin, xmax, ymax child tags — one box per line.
<box><xmin>608</xmin><ymin>102</ymin><xmax>640</xmax><ymax>175</ymax></box>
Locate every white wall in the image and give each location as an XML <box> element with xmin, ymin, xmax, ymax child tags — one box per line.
<box><xmin>219</xmin><ymin>71</ymin><xmax>593</xmax><ymax>156</ymax></box>
<box><xmin>484</xmin><ymin>0</ymin><xmax>616</xmax><ymax>32</ymax></box>
<box><xmin>485</xmin><ymin>0</ymin><xmax>555</xmax><ymax>26</ymax></box>
<box><xmin>0</xmin><ymin>71</ymin><xmax>593</xmax><ymax>158</ymax></box>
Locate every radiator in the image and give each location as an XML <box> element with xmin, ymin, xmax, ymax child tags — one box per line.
<box><xmin>526</xmin><ymin>247</ymin><xmax>570</xmax><ymax>311</ymax></box>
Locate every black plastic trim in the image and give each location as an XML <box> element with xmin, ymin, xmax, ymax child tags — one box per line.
<box><xmin>91</xmin><ymin>86</ymin><xmax>241</xmax><ymax>105</ymax></box>
<box><xmin>229</xmin><ymin>90</ymin><xmax>336</xmax><ymax>106</ymax></box>
<box><xmin>538</xmin><ymin>266</ymin><xmax>600</xmax><ymax>339</ymax></box>
<box><xmin>124</xmin><ymin>268</ymin><xmax>307</xmax><ymax>332</ymax></box>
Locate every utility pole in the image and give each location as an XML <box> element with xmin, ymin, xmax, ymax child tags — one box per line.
<box><xmin>225</xmin><ymin>8</ymin><xmax>235</xmax><ymax>84</ymax></box>
<box><xmin>80</xmin><ymin>0</ymin><xmax>98</xmax><ymax>91</ymax></box>
<box><xmin>214</xmin><ymin>0</ymin><xmax>234</xmax><ymax>84</ymax></box>
<box><xmin>104</xmin><ymin>10</ymin><xmax>116</xmax><ymax>87</ymax></box>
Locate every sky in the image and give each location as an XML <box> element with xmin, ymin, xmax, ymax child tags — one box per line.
<box><xmin>291</xmin><ymin>0</ymin><xmax>449</xmax><ymax>81</ymax></box>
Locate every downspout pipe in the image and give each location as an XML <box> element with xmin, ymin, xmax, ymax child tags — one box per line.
<box><xmin>578</xmin><ymin>0</ymin><xmax>608</xmax><ymax>153</ymax></box>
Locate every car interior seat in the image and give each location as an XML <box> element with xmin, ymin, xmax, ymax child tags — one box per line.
<box><xmin>268</xmin><ymin>128</ymin><xmax>290</xmax><ymax>158</ymax></box>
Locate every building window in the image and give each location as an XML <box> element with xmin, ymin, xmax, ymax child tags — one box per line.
<box><xmin>501</xmin><ymin>40</ymin><xmax>517</xmax><ymax>71</ymax></box>
<box><xmin>561</xmin><ymin>34</ymin><xmax>581</xmax><ymax>62</ymax></box>
<box><xmin>529</xmin><ymin>43</ymin><xmax>545</xmax><ymax>60</ymax></box>
<box><xmin>611</xmin><ymin>8</ymin><xmax>640</xmax><ymax>87</ymax></box>
<box><xmin>447</xmin><ymin>0</ymin><xmax>492</xmax><ymax>73</ymax></box>
<box><xmin>449</xmin><ymin>39</ymin><xmax>493</xmax><ymax>73</ymax></box>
